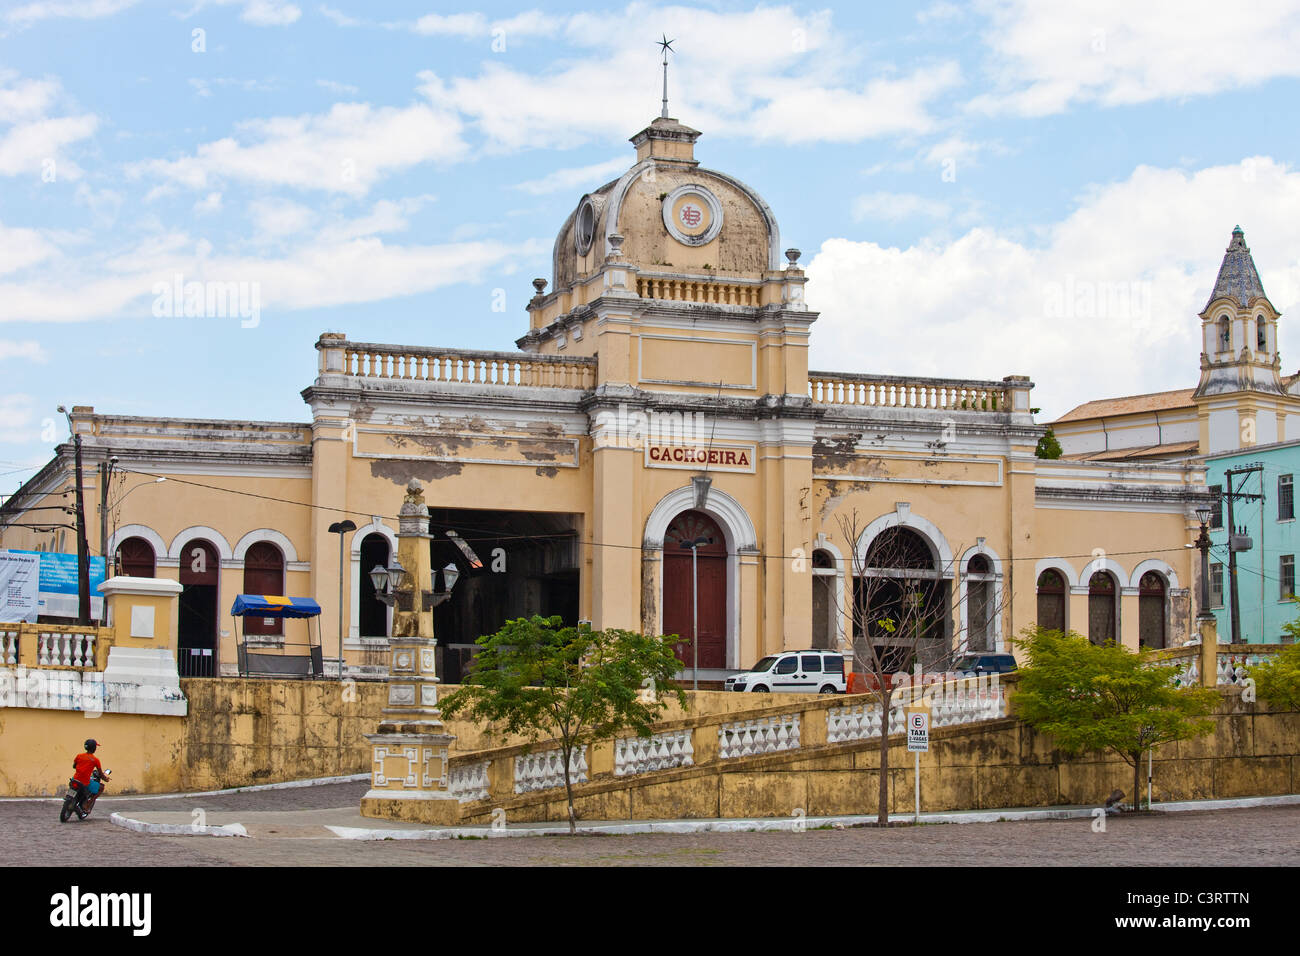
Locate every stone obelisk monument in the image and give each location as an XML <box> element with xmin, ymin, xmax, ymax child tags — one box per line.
<box><xmin>360</xmin><ymin>479</ymin><xmax>459</xmax><ymax>823</ymax></box>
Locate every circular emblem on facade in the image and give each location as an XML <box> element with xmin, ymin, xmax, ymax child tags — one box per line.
<box><xmin>662</xmin><ymin>185</ymin><xmax>723</xmax><ymax>246</ymax></box>
<box><xmin>574</xmin><ymin>196</ymin><xmax>597</xmax><ymax>256</ymax></box>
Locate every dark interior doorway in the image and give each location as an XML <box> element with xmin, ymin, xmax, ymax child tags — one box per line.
<box><xmin>358</xmin><ymin>533</ymin><xmax>390</xmax><ymax>638</ymax></box>
<box><xmin>178</xmin><ymin>539</ymin><xmax>219</xmax><ymax>677</ymax></box>
<box><xmin>427</xmin><ymin>508</ymin><xmax>582</xmax><ymax>683</ymax></box>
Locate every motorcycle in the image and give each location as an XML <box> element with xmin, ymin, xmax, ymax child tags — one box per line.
<box><xmin>59</xmin><ymin>767</ymin><xmax>110</xmax><ymax>822</ymax></box>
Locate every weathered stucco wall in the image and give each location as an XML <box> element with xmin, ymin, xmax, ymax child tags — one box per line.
<box><xmin>453</xmin><ymin>690</ymin><xmax>1300</xmax><ymax>825</ymax></box>
<box><xmin>0</xmin><ymin>681</ymin><xmax>793</xmax><ymax>796</ymax></box>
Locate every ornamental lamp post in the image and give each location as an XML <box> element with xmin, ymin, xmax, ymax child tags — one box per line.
<box><xmin>327</xmin><ymin>519</ymin><xmax>357</xmax><ymax>679</ymax></box>
<box><xmin>1194</xmin><ymin>506</ymin><xmax>1213</xmax><ymax>621</ymax></box>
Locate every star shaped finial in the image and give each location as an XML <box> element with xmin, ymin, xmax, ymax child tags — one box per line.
<box><xmin>658</xmin><ymin>34</ymin><xmax>675</xmax><ymax>56</ymax></box>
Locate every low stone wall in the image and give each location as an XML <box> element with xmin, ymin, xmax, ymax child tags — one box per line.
<box><xmin>0</xmin><ymin>678</ymin><xmax>795</xmax><ymax>795</ymax></box>
<box><xmin>448</xmin><ymin>688</ymin><xmax>1300</xmax><ymax>824</ymax></box>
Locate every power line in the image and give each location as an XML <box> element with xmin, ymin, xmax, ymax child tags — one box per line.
<box><xmin>100</xmin><ymin>468</ymin><xmax>1209</xmax><ymax>567</ymax></box>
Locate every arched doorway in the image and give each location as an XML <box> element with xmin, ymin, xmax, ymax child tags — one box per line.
<box><xmin>242</xmin><ymin>541</ymin><xmax>285</xmax><ymax>637</ymax></box>
<box><xmin>1088</xmin><ymin>571</ymin><xmax>1118</xmax><ymax>645</ymax></box>
<box><xmin>1138</xmin><ymin>571</ymin><xmax>1166</xmax><ymax>649</ymax></box>
<box><xmin>357</xmin><ymin>533</ymin><xmax>390</xmax><ymax>638</ymax></box>
<box><xmin>178</xmin><ymin>539</ymin><xmax>219</xmax><ymax>676</ymax></box>
<box><xmin>853</xmin><ymin>526</ymin><xmax>947</xmax><ymax>673</ymax></box>
<box><xmin>662</xmin><ymin>510</ymin><xmax>727</xmax><ymax>672</ymax></box>
<box><xmin>1036</xmin><ymin>569</ymin><xmax>1066</xmax><ymax>632</ymax></box>
<box><xmin>116</xmin><ymin>536</ymin><xmax>155</xmax><ymax>577</ymax></box>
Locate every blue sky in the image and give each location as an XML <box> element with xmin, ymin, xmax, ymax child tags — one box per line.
<box><xmin>4</xmin><ymin>0</ymin><xmax>1300</xmax><ymax>492</ymax></box>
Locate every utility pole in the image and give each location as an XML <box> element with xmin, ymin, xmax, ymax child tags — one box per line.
<box><xmin>1222</xmin><ymin>464</ymin><xmax>1263</xmax><ymax>645</ymax></box>
<box><xmin>59</xmin><ymin>407</ymin><xmax>92</xmax><ymax>626</ymax></box>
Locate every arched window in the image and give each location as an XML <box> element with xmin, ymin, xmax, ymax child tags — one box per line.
<box><xmin>1257</xmin><ymin>316</ymin><xmax>1267</xmax><ymax>351</ymax></box>
<box><xmin>1138</xmin><ymin>571</ymin><xmax>1166</xmax><ymax>649</ymax></box>
<box><xmin>811</xmin><ymin>548</ymin><xmax>837</xmax><ymax>650</ymax></box>
<box><xmin>1088</xmin><ymin>571</ymin><xmax>1118</xmax><ymax>645</ymax></box>
<box><xmin>853</xmin><ymin>527</ymin><xmax>946</xmax><ymax>672</ymax></box>
<box><xmin>242</xmin><ymin>541</ymin><xmax>285</xmax><ymax>636</ymax></box>
<box><xmin>1036</xmin><ymin>569</ymin><xmax>1066</xmax><ymax>632</ymax></box>
<box><xmin>1218</xmin><ymin>316</ymin><xmax>1231</xmax><ymax>352</ymax></box>
<box><xmin>116</xmin><ymin>536</ymin><xmax>155</xmax><ymax>577</ymax></box>
<box><xmin>358</xmin><ymin>533</ymin><xmax>390</xmax><ymax>638</ymax></box>
<box><xmin>965</xmin><ymin>554</ymin><xmax>994</xmax><ymax>652</ymax></box>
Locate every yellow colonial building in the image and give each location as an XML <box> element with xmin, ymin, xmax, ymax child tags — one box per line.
<box><xmin>0</xmin><ymin>113</ymin><xmax>1208</xmax><ymax>681</ymax></box>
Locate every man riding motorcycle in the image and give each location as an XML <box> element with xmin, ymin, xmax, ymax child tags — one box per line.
<box><xmin>68</xmin><ymin>738</ymin><xmax>104</xmax><ymax>816</ymax></box>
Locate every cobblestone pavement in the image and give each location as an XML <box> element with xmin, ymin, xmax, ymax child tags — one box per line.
<box><xmin>4</xmin><ymin>782</ymin><xmax>1299</xmax><ymax>866</ymax></box>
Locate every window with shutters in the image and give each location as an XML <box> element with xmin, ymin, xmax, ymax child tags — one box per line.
<box><xmin>1280</xmin><ymin>475</ymin><xmax>1294</xmax><ymax>521</ymax></box>
<box><xmin>242</xmin><ymin>541</ymin><xmax>285</xmax><ymax>636</ymax></box>
<box><xmin>1281</xmin><ymin>555</ymin><xmax>1295</xmax><ymax>600</ymax></box>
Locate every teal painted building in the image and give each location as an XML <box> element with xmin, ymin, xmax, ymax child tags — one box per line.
<box><xmin>1205</xmin><ymin>439</ymin><xmax>1300</xmax><ymax>643</ymax></box>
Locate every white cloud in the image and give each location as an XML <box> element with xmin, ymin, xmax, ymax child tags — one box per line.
<box><xmin>0</xmin><ymin>340</ymin><xmax>48</xmax><ymax>361</ymax></box>
<box><xmin>249</xmin><ymin>197</ymin><xmax>314</xmax><ymax>238</ymax></box>
<box><xmin>0</xmin><ymin>72</ymin><xmax>96</xmax><ymax>178</ymax></box>
<box><xmin>179</xmin><ymin>0</ymin><xmax>300</xmax><ymax>26</ymax></box>
<box><xmin>852</xmin><ymin>192</ymin><xmax>951</xmax><ymax>223</ymax></box>
<box><xmin>513</xmin><ymin>157</ymin><xmax>626</xmax><ymax>196</ymax></box>
<box><xmin>193</xmin><ymin>192</ymin><xmax>222</xmax><ymax>214</ymax></box>
<box><xmin>413</xmin><ymin>5</ymin><xmax>957</xmax><ymax>150</ymax></box>
<box><xmin>0</xmin><ymin>394</ymin><xmax>39</xmax><ymax>443</ymax></box>
<box><xmin>131</xmin><ymin>100</ymin><xmax>467</xmax><ymax>195</ymax></box>
<box><xmin>4</xmin><ymin>0</ymin><xmax>138</xmax><ymax>25</ymax></box>
<box><xmin>970</xmin><ymin>0</ymin><xmax>1300</xmax><ymax>116</ymax></box>
<box><xmin>316</xmin><ymin>78</ymin><xmax>359</xmax><ymax>96</ymax></box>
<box><xmin>239</xmin><ymin>0</ymin><xmax>299</xmax><ymax>25</ymax></box>
<box><xmin>806</xmin><ymin>156</ymin><xmax>1300</xmax><ymax>419</ymax></box>
<box><xmin>413</xmin><ymin>12</ymin><xmax>485</xmax><ymax>37</ymax></box>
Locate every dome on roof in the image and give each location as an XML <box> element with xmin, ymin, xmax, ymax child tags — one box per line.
<box><xmin>549</xmin><ymin>116</ymin><xmax>781</xmax><ymax>295</ymax></box>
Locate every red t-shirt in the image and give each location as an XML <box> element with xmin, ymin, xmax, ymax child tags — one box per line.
<box><xmin>72</xmin><ymin>752</ymin><xmax>101</xmax><ymax>787</ymax></box>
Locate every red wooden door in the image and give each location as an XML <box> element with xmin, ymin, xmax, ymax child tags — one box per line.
<box><xmin>662</xmin><ymin>510</ymin><xmax>727</xmax><ymax>670</ymax></box>
<box><xmin>242</xmin><ymin>542</ymin><xmax>284</xmax><ymax>636</ymax></box>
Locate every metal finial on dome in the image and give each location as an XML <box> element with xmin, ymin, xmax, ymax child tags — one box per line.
<box><xmin>785</xmin><ymin>248</ymin><xmax>802</xmax><ymax>266</ymax></box>
<box><xmin>657</xmin><ymin>35</ymin><xmax>675</xmax><ymax>119</ymax></box>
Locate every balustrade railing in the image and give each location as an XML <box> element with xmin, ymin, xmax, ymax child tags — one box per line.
<box><xmin>448</xmin><ymin>760</ymin><xmax>490</xmax><ymax>802</ymax></box>
<box><xmin>1217</xmin><ymin>649</ymin><xmax>1275</xmax><ymax>686</ymax></box>
<box><xmin>718</xmin><ymin>714</ymin><xmax>801</xmax><ymax>759</ymax></box>
<box><xmin>513</xmin><ymin>747</ymin><xmax>589</xmax><ymax>794</ymax></box>
<box><xmin>614</xmin><ymin>730</ymin><xmax>694</xmax><ymax>776</ymax></box>
<box><xmin>827</xmin><ymin>700</ymin><xmax>906</xmax><ymax>743</ymax></box>
<box><xmin>37</xmin><ymin>630</ymin><xmax>97</xmax><ymax>669</ymax></box>
<box><xmin>1</xmin><ymin>630</ymin><xmax>17</xmax><ymax>666</ymax></box>
<box><xmin>339</xmin><ymin>343</ymin><xmax>596</xmax><ymax>390</ymax></box>
<box><xmin>809</xmin><ymin>372</ymin><xmax>1007</xmax><ymax>411</ymax></box>
<box><xmin>635</xmin><ymin>275</ymin><xmax>762</xmax><ymax>306</ymax></box>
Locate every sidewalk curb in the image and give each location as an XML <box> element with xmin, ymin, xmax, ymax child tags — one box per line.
<box><xmin>110</xmin><ymin>812</ymin><xmax>249</xmax><ymax>838</ymax></box>
<box><xmin>107</xmin><ymin>792</ymin><xmax>1300</xmax><ymax>840</ymax></box>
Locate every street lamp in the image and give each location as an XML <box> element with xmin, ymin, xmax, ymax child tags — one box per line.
<box><xmin>1194</xmin><ymin>506</ymin><xmax>1213</xmax><ymax>622</ymax></box>
<box><xmin>679</xmin><ymin>535</ymin><xmax>714</xmax><ymax>690</ymax></box>
<box><xmin>431</xmin><ymin>562</ymin><xmax>460</xmax><ymax>607</ymax></box>
<box><xmin>370</xmin><ymin>555</ymin><xmax>405</xmax><ymax>607</ymax></box>
<box><xmin>327</xmin><ymin>519</ymin><xmax>357</xmax><ymax>680</ymax></box>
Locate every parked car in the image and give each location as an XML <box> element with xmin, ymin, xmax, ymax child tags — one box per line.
<box><xmin>724</xmin><ymin>649</ymin><xmax>847</xmax><ymax>694</ymax></box>
<box><xmin>950</xmin><ymin>652</ymin><xmax>1018</xmax><ymax>675</ymax></box>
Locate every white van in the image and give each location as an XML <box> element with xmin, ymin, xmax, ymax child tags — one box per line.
<box><xmin>724</xmin><ymin>649</ymin><xmax>847</xmax><ymax>694</ymax></box>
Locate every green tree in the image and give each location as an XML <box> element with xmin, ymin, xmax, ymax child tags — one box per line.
<box><xmin>1011</xmin><ymin>627</ymin><xmax>1219</xmax><ymax>809</ymax></box>
<box><xmin>1250</xmin><ymin>610</ymin><xmax>1300</xmax><ymax>709</ymax></box>
<box><xmin>439</xmin><ymin>615</ymin><xmax>686</xmax><ymax>833</ymax></box>
<box><xmin>1035</xmin><ymin>427</ymin><xmax>1063</xmax><ymax>459</ymax></box>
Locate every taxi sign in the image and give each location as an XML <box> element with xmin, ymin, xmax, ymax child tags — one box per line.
<box><xmin>907</xmin><ymin>711</ymin><xmax>930</xmax><ymax>752</ymax></box>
